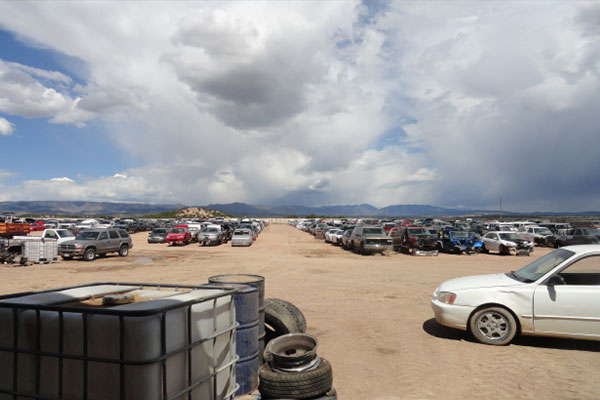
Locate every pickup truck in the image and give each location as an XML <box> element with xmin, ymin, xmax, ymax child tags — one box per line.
<box><xmin>59</xmin><ymin>229</ymin><xmax>133</xmax><ymax>261</ymax></box>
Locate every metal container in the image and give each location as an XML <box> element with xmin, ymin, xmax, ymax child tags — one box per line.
<box><xmin>0</xmin><ymin>283</ymin><xmax>239</xmax><ymax>400</ymax></box>
<box><xmin>208</xmin><ymin>275</ymin><xmax>265</xmax><ymax>362</ymax></box>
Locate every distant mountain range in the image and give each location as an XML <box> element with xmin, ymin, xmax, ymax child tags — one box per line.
<box><xmin>2</xmin><ymin>201</ymin><xmax>600</xmax><ymax>218</ymax></box>
<box><xmin>0</xmin><ymin>201</ymin><xmax>182</xmax><ymax>216</ymax></box>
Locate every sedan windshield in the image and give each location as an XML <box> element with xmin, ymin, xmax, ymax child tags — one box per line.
<box><xmin>408</xmin><ymin>229</ymin><xmax>427</xmax><ymax>235</ymax></box>
<box><xmin>512</xmin><ymin>249</ymin><xmax>574</xmax><ymax>282</ymax></box>
<box><xmin>76</xmin><ymin>231</ymin><xmax>99</xmax><ymax>240</ymax></box>
<box><xmin>152</xmin><ymin>229</ymin><xmax>167</xmax><ymax>234</ymax></box>
<box><xmin>534</xmin><ymin>228</ymin><xmax>552</xmax><ymax>235</ymax></box>
<box><xmin>171</xmin><ymin>228</ymin><xmax>185</xmax><ymax>233</ymax></box>
<box><xmin>499</xmin><ymin>233</ymin><xmax>522</xmax><ymax>240</ymax></box>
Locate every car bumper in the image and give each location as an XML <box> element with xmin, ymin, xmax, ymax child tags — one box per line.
<box><xmin>231</xmin><ymin>239</ymin><xmax>252</xmax><ymax>246</ymax></box>
<box><xmin>363</xmin><ymin>244</ymin><xmax>392</xmax><ymax>253</ymax></box>
<box><xmin>431</xmin><ymin>300</ymin><xmax>475</xmax><ymax>330</ymax></box>
<box><xmin>60</xmin><ymin>248</ymin><xmax>85</xmax><ymax>257</ymax></box>
<box><xmin>147</xmin><ymin>238</ymin><xmax>165</xmax><ymax>243</ymax></box>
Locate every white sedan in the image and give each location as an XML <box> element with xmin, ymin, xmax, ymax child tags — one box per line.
<box><xmin>482</xmin><ymin>231</ymin><xmax>533</xmax><ymax>255</ymax></box>
<box><xmin>431</xmin><ymin>245</ymin><xmax>600</xmax><ymax>345</ymax></box>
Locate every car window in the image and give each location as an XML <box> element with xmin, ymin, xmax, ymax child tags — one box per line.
<box><xmin>558</xmin><ymin>256</ymin><xmax>600</xmax><ymax>285</ymax></box>
<box><xmin>109</xmin><ymin>230</ymin><xmax>119</xmax><ymax>239</ymax></box>
<box><xmin>99</xmin><ymin>232</ymin><xmax>108</xmax><ymax>240</ymax></box>
<box><xmin>118</xmin><ymin>229</ymin><xmax>130</xmax><ymax>238</ymax></box>
<box><xmin>514</xmin><ymin>249</ymin><xmax>574</xmax><ymax>282</ymax></box>
<box><xmin>45</xmin><ymin>231</ymin><xmax>57</xmax><ymax>238</ymax></box>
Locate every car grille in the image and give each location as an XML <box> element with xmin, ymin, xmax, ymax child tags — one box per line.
<box><xmin>61</xmin><ymin>244</ymin><xmax>76</xmax><ymax>250</ymax></box>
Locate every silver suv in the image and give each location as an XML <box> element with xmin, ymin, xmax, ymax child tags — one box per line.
<box><xmin>60</xmin><ymin>229</ymin><xmax>133</xmax><ymax>261</ymax></box>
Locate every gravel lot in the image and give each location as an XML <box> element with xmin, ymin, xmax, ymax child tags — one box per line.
<box><xmin>2</xmin><ymin>224</ymin><xmax>599</xmax><ymax>399</ymax></box>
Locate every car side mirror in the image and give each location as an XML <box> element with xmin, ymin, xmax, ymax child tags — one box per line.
<box><xmin>546</xmin><ymin>275</ymin><xmax>565</xmax><ymax>286</ymax></box>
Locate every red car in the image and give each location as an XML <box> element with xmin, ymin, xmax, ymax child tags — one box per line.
<box><xmin>30</xmin><ymin>221</ymin><xmax>45</xmax><ymax>232</ymax></box>
<box><xmin>165</xmin><ymin>227</ymin><xmax>191</xmax><ymax>246</ymax></box>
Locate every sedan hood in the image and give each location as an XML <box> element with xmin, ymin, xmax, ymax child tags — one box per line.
<box><xmin>438</xmin><ymin>273</ymin><xmax>526</xmax><ymax>292</ymax></box>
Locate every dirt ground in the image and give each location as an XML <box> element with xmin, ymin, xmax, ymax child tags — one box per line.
<box><xmin>2</xmin><ymin>224</ymin><xmax>599</xmax><ymax>399</ymax></box>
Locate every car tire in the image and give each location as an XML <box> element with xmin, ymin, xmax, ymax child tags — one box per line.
<box><xmin>62</xmin><ymin>255</ymin><xmax>72</xmax><ymax>260</ymax></box>
<box><xmin>469</xmin><ymin>306</ymin><xmax>517</xmax><ymax>345</ymax></box>
<box><xmin>258</xmin><ymin>358</ymin><xmax>333</xmax><ymax>399</ymax></box>
<box><xmin>499</xmin><ymin>244</ymin><xmax>508</xmax><ymax>255</ymax></box>
<box><xmin>119</xmin><ymin>244</ymin><xmax>129</xmax><ymax>257</ymax></box>
<box><xmin>480</xmin><ymin>244</ymin><xmax>489</xmax><ymax>254</ymax></box>
<box><xmin>83</xmin><ymin>248</ymin><xmax>96</xmax><ymax>261</ymax></box>
<box><xmin>265</xmin><ymin>298</ymin><xmax>307</xmax><ymax>345</ymax></box>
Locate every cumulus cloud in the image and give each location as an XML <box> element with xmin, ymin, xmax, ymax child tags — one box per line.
<box><xmin>0</xmin><ymin>117</ymin><xmax>14</xmax><ymax>135</ymax></box>
<box><xmin>0</xmin><ymin>1</ymin><xmax>598</xmax><ymax>211</ymax></box>
<box><xmin>0</xmin><ymin>59</ymin><xmax>94</xmax><ymax>123</ymax></box>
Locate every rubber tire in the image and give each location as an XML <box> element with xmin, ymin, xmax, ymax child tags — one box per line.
<box><xmin>480</xmin><ymin>245</ymin><xmax>489</xmax><ymax>254</ymax></box>
<box><xmin>119</xmin><ymin>244</ymin><xmax>129</xmax><ymax>257</ymax></box>
<box><xmin>265</xmin><ymin>333</ymin><xmax>317</xmax><ymax>369</ymax></box>
<box><xmin>265</xmin><ymin>298</ymin><xmax>307</xmax><ymax>346</ymax></box>
<box><xmin>268</xmin><ymin>386</ymin><xmax>337</xmax><ymax>400</ymax></box>
<box><xmin>269</xmin><ymin>299</ymin><xmax>307</xmax><ymax>333</ymax></box>
<box><xmin>62</xmin><ymin>255</ymin><xmax>73</xmax><ymax>260</ymax></box>
<box><xmin>259</xmin><ymin>358</ymin><xmax>333</xmax><ymax>399</ymax></box>
<box><xmin>499</xmin><ymin>245</ymin><xmax>508</xmax><ymax>255</ymax></box>
<box><xmin>469</xmin><ymin>306</ymin><xmax>517</xmax><ymax>346</ymax></box>
<box><xmin>83</xmin><ymin>248</ymin><xmax>96</xmax><ymax>261</ymax></box>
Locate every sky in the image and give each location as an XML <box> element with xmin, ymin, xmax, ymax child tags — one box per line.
<box><xmin>0</xmin><ymin>1</ymin><xmax>599</xmax><ymax>212</ymax></box>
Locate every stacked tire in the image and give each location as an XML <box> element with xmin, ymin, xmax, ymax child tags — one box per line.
<box><xmin>259</xmin><ymin>333</ymin><xmax>335</xmax><ymax>400</ymax></box>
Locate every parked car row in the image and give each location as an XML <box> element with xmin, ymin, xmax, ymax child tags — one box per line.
<box><xmin>147</xmin><ymin>218</ymin><xmax>267</xmax><ymax>248</ymax></box>
<box><xmin>291</xmin><ymin>216</ymin><xmax>600</xmax><ymax>255</ymax></box>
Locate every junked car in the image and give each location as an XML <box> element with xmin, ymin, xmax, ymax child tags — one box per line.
<box><xmin>553</xmin><ymin>228</ymin><xmax>598</xmax><ymax>248</ymax></box>
<box><xmin>437</xmin><ymin>230</ymin><xmax>483</xmax><ymax>254</ymax></box>
<box><xmin>199</xmin><ymin>226</ymin><xmax>224</xmax><ymax>246</ymax></box>
<box><xmin>432</xmin><ymin>245</ymin><xmax>600</xmax><ymax>345</ymax></box>
<box><xmin>482</xmin><ymin>231</ymin><xmax>533</xmax><ymax>255</ymax></box>
<box><xmin>521</xmin><ymin>226</ymin><xmax>555</xmax><ymax>247</ymax></box>
<box><xmin>231</xmin><ymin>228</ymin><xmax>253</xmax><ymax>247</ymax></box>
<box><xmin>147</xmin><ymin>228</ymin><xmax>169</xmax><ymax>244</ymax></box>
<box><xmin>392</xmin><ymin>227</ymin><xmax>438</xmax><ymax>255</ymax></box>
<box><xmin>165</xmin><ymin>227</ymin><xmax>191</xmax><ymax>246</ymax></box>
<box><xmin>350</xmin><ymin>225</ymin><xmax>393</xmax><ymax>255</ymax></box>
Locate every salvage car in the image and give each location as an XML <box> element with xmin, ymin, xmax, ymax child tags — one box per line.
<box><xmin>437</xmin><ymin>230</ymin><xmax>483</xmax><ymax>254</ymax></box>
<box><xmin>231</xmin><ymin>228</ymin><xmax>253</xmax><ymax>247</ymax></box>
<box><xmin>59</xmin><ymin>229</ymin><xmax>132</xmax><ymax>261</ymax></box>
<box><xmin>147</xmin><ymin>228</ymin><xmax>169</xmax><ymax>244</ymax></box>
<box><xmin>199</xmin><ymin>226</ymin><xmax>224</xmax><ymax>246</ymax></box>
<box><xmin>393</xmin><ymin>227</ymin><xmax>439</xmax><ymax>255</ymax></box>
<box><xmin>482</xmin><ymin>231</ymin><xmax>533</xmax><ymax>255</ymax></box>
<box><xmin>432</xmin><ymin>245</ymin><xmax>600</xmax><ymax>345</ymax></box>
<box><xmin>165</xmin><ymin>227</ymin><xmax>191</xmax><ymax>246</ymax></box>
<box><xmin>554</xmin><ymin>228</ymin><xmax>599</xmax><ymax>248</ymax></box>
<box><xmin>521</xmin><ymin>226</ymin><xmax>555</xmax><ymax>247</ymax></box>
<box><xmin>350</xmin><ymin>225</ymin><xmax>392</xmax><ymax>255</ymax></box>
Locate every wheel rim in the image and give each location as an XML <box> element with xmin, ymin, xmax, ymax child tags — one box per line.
<box><xmin>476</xmin><ymin>311</ymin><xmax>509</xmax><ymax>340</ymax></box>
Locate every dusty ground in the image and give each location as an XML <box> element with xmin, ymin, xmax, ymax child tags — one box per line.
<box><xmin>2</xmin><ymin>224</ymin><xmax>599</xmax><ymax>399</ymax></box>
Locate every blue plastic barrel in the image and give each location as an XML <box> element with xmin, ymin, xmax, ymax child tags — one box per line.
<box><xmin>209</xmin><ymin>282</ymin><xmax>259</xmax><ymax>396</ymax></box>
<box><xmin>208</xmin><ymin>274</ymin><xmax>265</xmax><ymax>362</ymax></box>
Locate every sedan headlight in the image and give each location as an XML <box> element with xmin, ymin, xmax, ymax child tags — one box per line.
<box><xmin>438</xmin><ymin>291</ymin><xmax>457</xmax><ymax>304</ymax></box>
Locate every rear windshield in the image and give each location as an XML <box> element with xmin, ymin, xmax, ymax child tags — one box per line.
<box><xmin>363</xmin><ymin>228</ymin><xmax>384</xmax><ymax>235</ymax></box>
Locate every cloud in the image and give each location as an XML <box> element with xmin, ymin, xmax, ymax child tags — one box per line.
<box><xmin>0</xmin><ymin>117</ymin><xmax>14</xmax><ymax>135</ymax></box>
<box><xmin>0</xmin><ymin>1</ymin><xmax>599</xmax><ymax>211</ymax></box>
<box><xmin>0</xmin><ymin>59</ymin><xmax>94</xmax><ymax>123</ymax></box>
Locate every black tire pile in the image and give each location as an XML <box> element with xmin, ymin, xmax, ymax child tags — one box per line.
<box><xmin>261</xmin><ymin>298</ymin><xmax>336</xmax><ymax>400</ymax></box>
